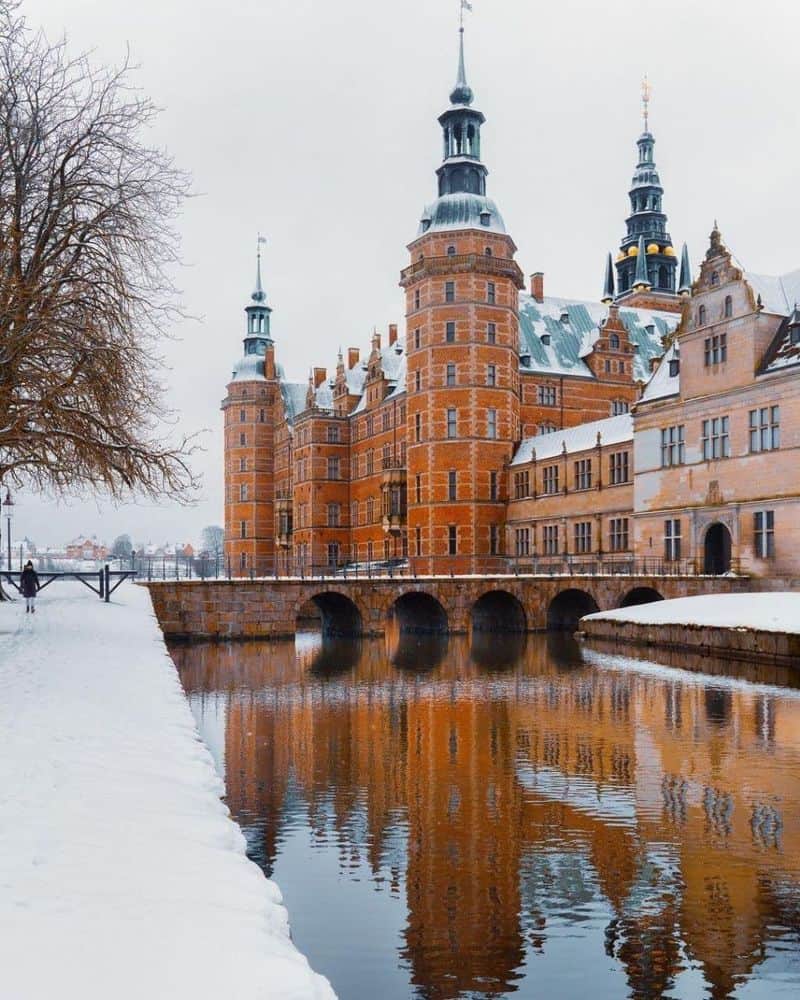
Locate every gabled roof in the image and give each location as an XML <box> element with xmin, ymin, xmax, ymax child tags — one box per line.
<box><xmin>744</xmin><ymin>268</ymin><xmax>800</xmax><ymax>316</ymax></box>
<box><xmin>639</xmin><ymin>341</ymin><xmax>680</xmax><ymax>404</ymax></box>
<box><xmin>518</xmin><ymin>293</ymin><xmax>678</xmax><ymax>382</ymax></box>
<box><xmin>351</xmin><ymin>340</ymin><xmax>407</xmax><ymax>414</ymax></box>
<box><xmin>511</xmin><ymin>414</ymin><xmax>633</xmax><ymax>466</ymax></box>
<box><xmin>759</xmin><ymin>311</ymin><xmax>800</xmax><ymax>375</ymax></box>
<box><xmin>278</xmin><ymin>373</ymin><xmax>307</xmax><ymax>424</ymax></box>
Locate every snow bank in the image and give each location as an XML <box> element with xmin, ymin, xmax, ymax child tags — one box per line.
<box><xmin>0</xmin><ymin>582</ymin><xmax>335</xmax><ymax>1000</ymax></box>
<box><xmin>583</xmin><ymin>592</ymin><xmax>800</xmax><ymax>634</ymax></box>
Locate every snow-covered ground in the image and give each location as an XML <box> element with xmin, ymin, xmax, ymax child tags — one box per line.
<box><xmin>0</xmin><ymin>582</ymin><xmax>335</xmax><ymax>1000</ymax></box>
<box><xmin>583</xmin><ymin>592</ymin><xmax>800</xmax><ymax>634</ymax></box>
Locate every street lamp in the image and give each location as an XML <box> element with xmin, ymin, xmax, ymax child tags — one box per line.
<box><xmin>2</xmin><ymin>490</ymin><xmax>15</xmax><ymax>572</ymax></box>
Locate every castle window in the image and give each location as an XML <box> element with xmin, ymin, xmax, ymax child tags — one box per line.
<box><xmin>240</xmin><ymin>520</ymin><xmax>247</xmax><ymax>539</ymax></box>
<box><xmin>489</xmin><ymin>470</ymin><xmax>498</xmax><ymax>501</ymax></box>
<box><xmin>515</xmin><ymin>527</ymin><xmax>530</xmax><ymax>558</ymax></box>
<box><xmin>537</xmin><ymin>385</ymin><xmax>557</xmax><ymax>406</ymax></box>
<box><xmin>327</xmin><ymin>424</ymin><xmax>340</xmax><ymax>443</ymax></box>
<box><xmin>448</xmin><ymin>470</ymin><xmax>457</xmax><ymax>501</ymax></box>
<box><xmin>711</xmin><ymin>271</ymin><xmax>720</xmax><ymax>286</ymax></box>
<box><xmin>487</xmin><ymin>409</ymin><xmax>497</xmax><ymax>439</ymax></box>
<box><xmin>259</xmin><ymin>409</ymin><xmax>265</xmax><ymax>422</ymax></box>
<box><xmin>415</xmin><ymin>474</ymin><xmax>421</xmax><ymax>504</ymax></box>
<box><xmin>574</xmin><ymin>459</ymin><xmax>592</xmax><ymax>491</ymax></box>
<box><xmin>239</xmin><ymin>432</ymin><xmax>246</xmax><ymax>446</ymax></box>
<box><xmin>487</xmin><ymin>323</ymin><xmax>496</xmax><ymax>344</ymax></box>
<box><xmin>327</xmin><ymin>503</ymin><xmax>340</xmax><ymax>528</ymax></box>
<box><xmin>542</xmin><ymin>525</ymin><xmax>559</xmax><ymax>555</ymax></box>
<box><xmin>327</xmin><ymin>456</ymin><xmax>341</xmax><ymax>479</ymax></box>
<box><xmin>542</xmin><ymin>465</ymin><xmax>559</xmax><ymax>494</ymax></box>
<box><xmin>446</xmin><ymin>321</ymin><xmax>456</xmax><ymax>343</ymax></box>
<box><xmin>604</xmin><ymin>360</ymin><xmax>611</xmax><ymax>373</ymax></box>
<box><xmin>447</xmin><ymin>408</ymin><xmax>457</xmax><ymax>439</ymax></box>
<box><xmin>351</xmin><ymin>501</ymin><xmax>358</xmax><ymax>526</ymax></box>
<box><xmin>609</xmin><ymin>334</ymin><xmax>620</xmax><ymax>349</ymax></box>
<box><xmin>367</xmin><ymin>498</ymin><xmax>374</xmax><ymax>523</ymax></box>
<box><xmin>612</xmin><ymin>399</ymin><xmax>629</xmax><ymax>415</ymax></box>
<box><xmin>415</xmin><ymin>413</ymin><xmax>422</xmax><ymax>442</ymax></box>
<box><xmin>448</xmin><ymin>525</ymin><xmax>457</xmax><ymax>556</ymax></box>
<box><xmin>415</xmin><ymin>370</ymin><xmax>421</xmax><ymax>392</ymax></box>
<box><xmin>698</xmin><ymin>304</ymin><xmax>707</xmax><ymax>326</ymax></box>
<box><xmin>573</xmin><ymin>521</ymin><xmax>592</xmax><ymax>554</ymax></box>
<box><xmin>487</xmin><ymin>364</ymin><xmax>496</xmax><ymax>387</ymax></box>
<box><xmin>366</xmin><ymin>450</ymin><xmax>374</xmax><ymax>475</ymax></box>
<box><xmin>704</xmin><ymin>333</ymin><xmax>727</xmax><ymax>366</ymax></box>
<box><xmin>609</xmin><ymin>518</ymin><xmax>629</xmax><ymax>552</ymax></box>
<box><xmin>749</xmin><ymin>406</ymin><xmax>780</xmax><ymax>452</ymax></box>
<box><xmin>239</xmin><ymin>484</ymin><xmax>248</xmax><ymax>501</ymax></box>
<box><xmin>660</xmin><ymin>425</ymin><xmax>685</xmax><ymax>466</ymax></box>
<box><xmin>415</xmin><ymin>526</ymin><xmax>422</xmax><ymax>555</ymax></box>
<box><xmin>754</xmin><ymin>510</ymin><xmax>775</xmax><ymax>559</ymax></box>
<box><xmin>609</xmin><ymin>451</ymin><xmax>630</xmax><ymax>484</ymax></box>
<box><xmin>485</xmin><ymin>247</ymin><xmax>493</xmax><ymax>257</ymax></box>
<box><xmin>658</xmin><ymin>265</ymin><xmax>668</xmax><ymax>288</ymax></box>
<box><xmin>240</xmin><ymin>552</ymin><xmax>248</xmax><ymax>570</ymax></box>
<box><xmin>414</xmin><ymin>289</ymin><xmax>420</xmax><ymax>310</ymax></box>
<box><xmin>490</xmin><ymin>524</ymin><xmax>499</xmax><ymax>555</ymax></box>
<box><xmin>445</xmin><ymin>281</ymin><xmax>455</xmax><ymax>303</ymax></box>
<box><xmin>487</xmin><ymin>282</ymin><xmax>496</xmax><ymax>305</ymax></box>
<box><xmin>724</xmin><ymin>295</ymin><xmax>733</xmax><ymax>318</ymax></box>
<box><xmin>239</xmin><ymin>457</ymin><xmax>247</xmax><ymax>472</ymax></box>
<box><xmin>701</xmin><ymin>416</ymin><xmax>730</xmax><ymax>460</ymax></box>
<box><xmin>447</xmin><ymin>245</ymin><xmax>456</xmax><ymax>256</ymax></box>
<box><xmin>383</xmin><ymin>410</ymin><xmax>390</xmax><ymax>432</ymax></box>
<box><xmin>446</xmin><ymin>363</ymin><xmax>456</xmax><ymax>387</ymax></box>
<box><xmin>664</xmin><ymin>519</ymin><xmax>681</xmax><ymax>561</ymax></box>
<box><xmin>327</xmin><ymin>543</ymin><xmax>339</xmax><ymax>567</ymax></box>
<box><xmin>414</xmin><ymin>328</ymin><xmax>421</xmax><ymax>350</ymax></box>
<box><xmin>239</xmin><ymin>409</ymin><xmax>246</xmax><ymax>422</ymax></box>
<box><xmin>539</xmin><ymin>423</ymin><xmax>556</xmax><ymax>435</ymax></box>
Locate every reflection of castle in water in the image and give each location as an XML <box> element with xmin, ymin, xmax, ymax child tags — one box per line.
<box><xmin>172</xmin><ymin>636</ymin><xmax>800</xmax><ymax>1000</ymax></box>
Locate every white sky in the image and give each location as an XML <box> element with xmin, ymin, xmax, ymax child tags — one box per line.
<box><xmin>15</xmin><ymin>0</ymin><xmax>800</xmax><ymax>549</ymax></box>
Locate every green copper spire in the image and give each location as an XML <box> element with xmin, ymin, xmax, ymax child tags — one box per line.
<box><xmin>602</xmin><ymin>252</ymin><xmax>615</xmax><ymax>304</ymax></box>
<box><xmin>633</xmin><ymin>236</ymin><xmax>651</xmax><ymax>289</ymax></box>
<box><xmin>678</xmin><ymin>242</ymin><xmax>693</xmax><ymax>296</ymax></box>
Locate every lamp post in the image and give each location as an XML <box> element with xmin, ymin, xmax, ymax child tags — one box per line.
<box><xmin>3</xmin><ymin>490</ymin><xmax>15</xmax><ymax>572</ymax></box>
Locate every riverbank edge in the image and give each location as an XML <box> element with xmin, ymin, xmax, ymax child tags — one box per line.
<box><xmin>577</xmin><ymin>617</ymin><xmax>800</xmax><ymax>666</ymax></box>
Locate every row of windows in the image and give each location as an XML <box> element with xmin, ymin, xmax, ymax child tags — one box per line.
<box><xmin>413</xmin><ymin>408</ymin><xmax>501</xmax><ymax>442</ymax></box>
<box><xmin>412</xmin><ymin>322</ymin><xmax>498</xmax><ymax>350</ymax></box>
<box><xmin>349</xmin><ymin>445</ymin><xmax>407</xmax><ymax>479</ymax></box>
<box><xmin>661</xmin><ymin>407</ymin><xmax>780</xmax><ymax>466</ymax></box>
<box><xmin>513</xmin><ymin>519</ymin><xmax>630</xmax><ymax>557</ymax></box>
<box><xmin>417</xmin><ymin>280</ymin><xmax>499</xmax><ymax>311</ymax></box>
<box><xmin>511</xmin><ymin>451</ymin><xmax>631</xmax><ymax>498</ymax></box>
<box><xmin>697</xmin><ymin>295</ymin><xmax>733</xmax><ymax>328</ymax></box>
<box><xmin>413</xmin><ymin>363</ymin><xmax>503</xmax><ymax>391</ymax></box>
<box><xmin>236</xmin><ymin>408</ymin><xmax>267</xmax><ymax>424</ymax></box>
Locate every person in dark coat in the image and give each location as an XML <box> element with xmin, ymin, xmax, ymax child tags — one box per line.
<box><xmin>20</xmin><ymin>560</ymin><xmax>39</xmax><ymax>613</ymax></box>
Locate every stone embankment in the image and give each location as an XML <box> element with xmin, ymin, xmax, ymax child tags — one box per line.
<box><xmin>579</xmin><ymin>593</ymin><xmax>800</xmax><ymax>666</ymax></box>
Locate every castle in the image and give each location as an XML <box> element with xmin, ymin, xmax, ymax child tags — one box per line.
<box><xmin>223</xmin><ymin>27</ymin><xmax>800</xmax><ymax>580</ymax></box>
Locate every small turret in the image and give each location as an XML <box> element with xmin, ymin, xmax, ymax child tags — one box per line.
<box><xmin>633</xmin><ymin>236</ymin><xmax>651</xmax><ymax>290</ymax></box>
<box><xmin>678</xmin><ymin>243</ymin><xmax>693</xmax><ymax>296</ymax></box>
<box><xmin>602</xmin><ymin>252</ymin><xmax>615</xmax><ymax>304</ymax></box>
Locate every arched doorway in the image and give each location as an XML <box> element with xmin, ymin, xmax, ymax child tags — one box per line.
<box><xmin>704</xmin><ymin>523</ymin><xmax>732</xmax><ymax>575</ymax></box>
<box><xmin>297</xmin><ymin>592</ymin><xmax>363</xmax><ymax>637</ymax></box>
<box><xmin>546</xmin><ymin>589</ymin><xmax>600</xmax><ymax>631</ymax></box>
<box><xmin>471</xmin><ymin>590</ymin><xmax>527</xmax><ymax>633</ymax></box>
<box><xmin>620</xmin><ymin>587</ymin><xmax>664</xmax><ymax>608</ymax></box>
<box><xmin>390</xmin><ymin>592</ymin><xmax>448</xmax><ymax>634</ymax></box>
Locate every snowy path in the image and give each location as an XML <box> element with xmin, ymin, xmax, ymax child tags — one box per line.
<box><xmin>0</xmin><ymin>582</ymin><xmax>335</xmax><ymax>1000</ymax></box>
<box><xmin>583</xmin><ymin>591</ymin><xmax>800</xmax><ymax>633</ymax></box>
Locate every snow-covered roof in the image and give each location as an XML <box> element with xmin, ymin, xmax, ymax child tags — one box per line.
<box><xmin>278</xmin><ymin>376</ymin><xmax>307</xmax><ymax>424</ymax></box>
<box><xmin>518</xmin><ymin>294</ymin><xmax>678</xmax><ymax>382</ymax></box>
<box><xmin>417</xmin><ymin>192</ymin><xmax>506</xmax><ymax>237</ymax></box>
<box><xmin>744</xmin><ymin>268</ymin><xmax>800</xmax><ymax>316</ymax></box>
<box><xmin>639</xmin><ymin>341</ymin><xmax>680</xmax><ymax>404</ymax></box>
<box><xmin>352</xmin><ymin>339</ymin><xmax>407</xmax><ymax>414</ymax></box>
<box><xmin>230</xmin><ymin>352</ymin><xmax>266</xmax><ymax>383</ymax></box>
<box><xmin>511</xmin><ymin>413</ymin><xmax>632</xmax><ymax>466</ymax></box>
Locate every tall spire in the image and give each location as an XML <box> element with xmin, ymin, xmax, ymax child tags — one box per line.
<box><xmin>641</xmin><ymin>74</ymin><xmax>652</xmax><ymax>133</ymax></box>
<box><xmin>678</xmin><ymin>242</ymin><xmax>692</xmax><ymax>296</ymax></box>
<box><xmin>253</xmin><ymin>234</ymin><xmax>267</xmax><ymax>303</ymax></box>
<box><xmin>450</xmin><ymin>23</ymin><xmax>474</xmax><ymax>106</ymax></box>
<box><xmin>602</xmin><ymin>252</ymin><xmax>615</xmax><ymax>304</ymax></box>
<box><xmin>244</xmin><ymin>236</ymin><xmax>272</xmax><ymax>346</ymax></box>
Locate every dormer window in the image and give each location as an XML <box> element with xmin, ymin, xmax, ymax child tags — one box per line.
<box><xmin>711</xmin><ymin>271</ymin><xmax>720</xmax><ymax>286</ymax></box>
<box><xmin>610</xmin><ymin>333</ymin><xmax>620</xmax><ymax>349</ymax></box>
<box><xmin>479</xmin><ymin>210</ymin><xmax>491</xmax><ymax>227</ymax></box>
<box><xmin>447</xmin><ymin>245</ymin><xmax>456</xmax><ymax>256</ymax></box>
<box><xmin>669</xmin><ymin>358</ymin><xmax>680</xmax><ymax>377</ymax></box>
<box><xmin>560</xmin><ymin>312</ymin><xmax>569</xmax><ymax>324</ymax></box>
<box><xmin>541</xmin><ymin>333</ymin><xmax>551</xmax><ymax>346</ymax></box>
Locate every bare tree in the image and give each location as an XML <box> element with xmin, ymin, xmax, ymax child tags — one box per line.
<box><xmin>201</xmin><ymin>524</ymin><xmax>224</xmax><ymax>559</ymax></box>
<box><xmin>0</xmin><ymin>5</ymin><xmax>197</xmax><ymax>500</ymax></box>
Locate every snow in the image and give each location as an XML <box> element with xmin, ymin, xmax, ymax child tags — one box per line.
<box><xmin>511</xmin><ymin>413</ymin><xmax>632</xmax><ymax>465</ymax></box>
<box><xmin>0</xmin><ymin>582</ymin><xmax>335</xmax><ymax>1000</ymax></box>
<box><xmin>582</xmin><ymin>592</ymin><xmax>800</xmax><ymax>635</ymax></box>
<box><xmin>639</xmin><ymin>341</ymin><xmax>679</xmax><ymax>403</ymax></box>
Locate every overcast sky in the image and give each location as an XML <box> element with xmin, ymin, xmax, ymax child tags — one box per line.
<box><xmin>15</xmin><ymin>0</ymin><xmax>800</xmax><ymax>548</ymax></box>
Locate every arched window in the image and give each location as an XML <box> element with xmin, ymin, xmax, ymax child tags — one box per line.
<box><xmin>658</xmin><ymin>265</ymin><xmax>669</xmax><ymax>289</ymax></box>
<box><xmin>447</xmin><ymin>245</ymin><xmax>456</xmax><ymax>256</ymax></box>
<box><xmin>484</xmin><ymin>247</ymin><xmax>493</xmax><ymax>256</ymax></box>
<box><xmin>711</xmin><ymin>271</ymin><xmax>720</xmax><ymax>287</ymax></box>
<box><xmin>724</xmin><ymin>295</ymin><xmax>733</xmax><ymax>318</ymax></box>
<box><xmin>610</xmin><ymin>333</ymin><xmax>620</xmax><ymax>349</ymax></box>
<box><xmin>698</xmin><ymin>305</ymin><xmax>707</xmax><ymax>326</ymax></box>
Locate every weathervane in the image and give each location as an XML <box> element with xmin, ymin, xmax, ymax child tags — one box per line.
<box><xmin>459</xmin><ymin>0</ymin><xmax>472</xmax><ymax>31</ymax></box>
<box><xmin>257</xmin><ymin>232</ymin><xmax>267</xmax><ymax>259</ymax></box>
<box><xmin>642</xmin><ymin>74</ymin><xmax>652</xmax><ymax>132</ymax></box>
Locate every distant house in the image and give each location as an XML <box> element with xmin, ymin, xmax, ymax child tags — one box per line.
<box><xmin>65</xmin><ymin>535</ymin><xmax>109</xmax><ymax>561</ymax></box>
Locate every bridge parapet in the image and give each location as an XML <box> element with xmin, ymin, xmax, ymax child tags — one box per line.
<box><xmin>144</xmin><ymin>574</ymin><xmax>753</xmax><ymax>641</ymax></box>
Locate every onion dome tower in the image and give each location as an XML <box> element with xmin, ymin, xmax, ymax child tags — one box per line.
<box><xmin>222</xmin><ymin>242</ymin><xmax>280</xmax><ymax>576</ymax></box>
<box><xmin>401</xmin><ymin>18</ymin><xmax>524</xmax><ymax>574</ymax></box>
<box><xmin>615</xmin><ymin>78</ymin><xmax>678</xmax><ymax>300</ymax></box>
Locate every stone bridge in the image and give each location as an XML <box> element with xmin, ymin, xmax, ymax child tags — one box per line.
<box><xmin>145</xmin><ymin>574</ymin><xmax>752</xmax><ymax>640</ymax></box>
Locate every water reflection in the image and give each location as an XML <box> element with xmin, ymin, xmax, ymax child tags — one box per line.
<box><xmin>172</xmin><ymin>630</ymin><xmax>800</xmax><ymax>1000</ymax></box>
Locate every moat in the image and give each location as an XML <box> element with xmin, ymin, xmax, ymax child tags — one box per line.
<box><xmin>172</xmin><ymin>629</ymin><xmax>800</xmax><ymax>999</ymax></box>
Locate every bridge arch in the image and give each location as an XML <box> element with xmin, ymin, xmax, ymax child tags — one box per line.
<box><xmin>547</xmin><ymin>588</ymin><xmax>600</xmax><ymax>631</ymax></box>
<box><xmin>390</xmin><ymin>591</ymin><xmax>448</xmax><ymax>634</ymax></box>
<box><xmin>296</xmin><ymin>591</ymin><xmax>363</xmax><ymax>637</ymax></box>
<box><xmin>471</xmin><ymin>590</ymin><xmax>527</xmax><ymax>633</ymax></box>
<box><xmin>619</xmin><ymin>586</ymin><xmax>664</xmax><ymax>608</ymax></box>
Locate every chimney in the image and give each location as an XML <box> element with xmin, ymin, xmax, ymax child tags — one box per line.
<box><xmin>388</xmin><ymin>323</ymin><xmax>398</xmax><ymax>346</ymax></box>
<box><xmin>313</xmin><ymin>367</ymin><xmax>327</xmax><ymax>389</ymax></box>
<box><xmin>348</xmin><ymin>347</ymin><xmax>360</xmax><ymax>369</ymax></box>
<box><xmin>531</xmin><ymin>272</ymin><xmax>544</xmax><ymax>303</ymax></box>
<box><xmin>371</xmin><ymin>330</ymin><xmax>381</xmax><ymax>351</ymax></box>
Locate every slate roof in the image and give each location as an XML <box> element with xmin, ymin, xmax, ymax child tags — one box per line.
<box><xmin>744</xmin><ymin>268</ymin><xmax>800</xmax><ymax>316</ymax></box>
<box><xmin>518</xmin><ymin>293</ymin><xmax>678</xmax><ymax>382</ymax></box>
<box><xmin>639</xmin><ymin>341</ymin><xmax>680</xmax><ymax>404</ymax></box>
<box><xmin>278</xmin><ymin>372</ymin><xmax>308</xmax><ymax>424</ymax></box>
<box><xmin>511</xmin><ymin>414</ymin><xmax>633</xmax><ymax>466</ymax></box>
<box><xmin>759</xmin><ymin>311</ymin><xmax>800</xmax><ymax>375</ymax></box>
<box><xmin>418</xmin><ymin>192</ymin><xmax>506</xmax><ymax>238</ymax></box>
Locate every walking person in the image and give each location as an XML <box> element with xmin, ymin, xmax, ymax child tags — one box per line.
<box><xmin>21</xmin><ymin>560</ymin><xmax>39</xmax><ymax>613</ymax></box>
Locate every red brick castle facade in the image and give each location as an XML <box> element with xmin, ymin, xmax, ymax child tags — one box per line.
<box><xmin>222</xmin><ymin>28</ymin><xmax>684</xmax><ymax>576</ymax></box>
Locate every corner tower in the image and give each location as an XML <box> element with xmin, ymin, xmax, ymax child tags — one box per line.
<box><xmin>401</xmin><ymin>24</ymin><xmax>524</xmax><ymax>574</ymax></box>
<box><xmin>614</xmin><ymin>79</ymin><xmax>679</xmax><ymax>310</ymax></box>
<box><xmin>221</xmin><ymin>245</ymin><xmax>280</xmax><ymax>576</ymax></box>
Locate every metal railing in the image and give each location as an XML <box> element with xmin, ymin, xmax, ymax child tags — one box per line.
<box><xmin>1</xmin><ymin>566</ymin><xmax>136</xmax><ymax>601</ymax></box>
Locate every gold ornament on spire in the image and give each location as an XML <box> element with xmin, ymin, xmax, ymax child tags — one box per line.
<box><xmin>642</xmin><ymin>74</ymin><xmax>652</xmax><ymax>132</ymax></box>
